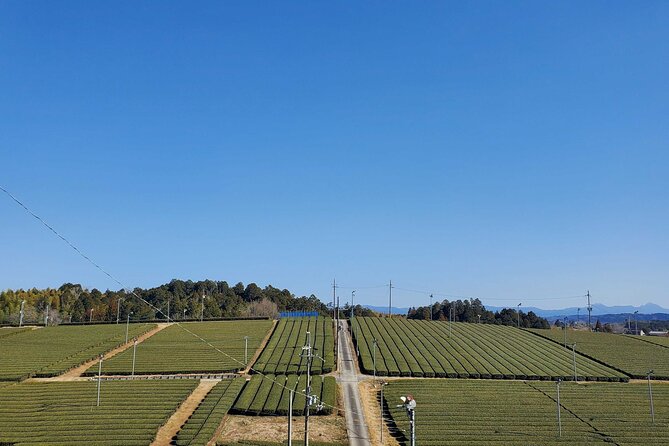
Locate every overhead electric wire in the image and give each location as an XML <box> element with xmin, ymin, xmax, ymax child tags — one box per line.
<box><xmin>0</xmin><ymin>185</ymin><xmax>371</xmax><ymax>436</ymax></box>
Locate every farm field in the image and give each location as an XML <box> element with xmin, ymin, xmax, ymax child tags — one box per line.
<box><xmin>253</xmin><ymin>317</ymin><xmax>334</xmax><ymax>375</ymax></box>
<box><xmin>383</xmin><ymin>379</ymin><xmax>669</xmax><ymax>445</ymax></box>
<box><xmin>232</xmin><ymin>374</ymin><xmax>336</xmax><ymax>416</ymax></box>
<box><xmin>0</xmin><ymin>380</ymin><xmax>197</xmax><ymax>446</ymax></box>
<box><xmin>529</xmin><ymin>328</ymin><xmax>669</xmax><ymax>379</ymax></box>
<box><xmin>175</xmin><ymin>378</ymin><xmax>245</xmax><ymax>446</ymax></box>
<box><xmin>0</xmin><ymin>327</ymin><xmax>31</xmax><ymax>338</ymax></box>
<box><xmin>352</xmin><ymin>318</ymin><xmax>626</xmax><ymax>381</ymax></box>
<box><xmin>0</xmin><ymin>323</ymin><xmax>154</xmax><ymax>381</ymax></box>
<box><xmin>89</xmin><ymin>320</ymin><xmax>273</xmax><ymax>375</ymax></box>
<box><xmin>632</xmin><ymin>335</ymin><xmax>669</xmax><ymax>349</ymax></box>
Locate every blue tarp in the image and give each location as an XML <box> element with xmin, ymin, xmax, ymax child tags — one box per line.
<box><xmin>279</xmin><ymin>311</ymin><xmax>319</xmax><ymax>318</ymax></box>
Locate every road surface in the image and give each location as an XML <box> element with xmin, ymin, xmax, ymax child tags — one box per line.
<box><xmin>337</xmin><ymin>319</ymin><xmax>372</xmax><ymax>446</ymax></box>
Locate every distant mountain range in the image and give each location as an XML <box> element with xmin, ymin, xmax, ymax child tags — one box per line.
<box><xmin>363</xmin><ymin>302</ymin><xmax>669</xmax><ymax>323</ymax></box>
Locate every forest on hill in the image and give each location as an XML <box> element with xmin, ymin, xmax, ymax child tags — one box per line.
<box><xmin>0</xmin><ymin>279</ymin><xmax>341</xmax><ymax>324</ymax></box>
<box><xmin>407</xmin><ymin>298</ymin><xmax>550</xmax><ymax>329</ymax></box>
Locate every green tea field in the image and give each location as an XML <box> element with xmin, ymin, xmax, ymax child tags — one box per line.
<box><xmin>352</xmin><ymin>318</ymin><xmax>625</xmax><ymax>381</ymax></box>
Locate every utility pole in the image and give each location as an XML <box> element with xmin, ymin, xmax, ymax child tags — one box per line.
<box><xmin>200</xmin><ymin>294</ymin><xmax>206</xmax><ymax>322</ymax></box>
<box><xmin>332</xmin><ymin>279</ymin><xmax>337</xmax><ymax>320</ymax></box>
<box><xmin>563</xmin><ymin>317</ymin><xmax>568</xmax><ymax>348</ymax></box>
<box><xmin>299</xmin><ymin>331</ymin><xmax>324</xmax><ymax>446</ymax></box>
<box><xmin>288</xmin><ymin>389</ymin><xmax>293</xmax><ymax>446</ymax></box>
<box><xmin>125</xmin><ymin>312</ymin><xmax>132</xmax><ymax>344</ymax></box>
<box><xmin>90</xmin><ymin>308</ymin><xmax>94</xmax><ymax>323</ymax></box>
<box><xmin>429</xmin><ymin>294</ymin><xmax>433</xmax><ymax>320</ymax></box>
<box><xmin>372</xmin><ymin>338</ymin><xmax>378</xmax><ymax>380</ymax></box>
<box><xmin>96</xmin><ymin>354</ymin><xmax>104</xmax><ymax>407</ymax></box>
<box><xmin>380</xmin><ymin>382</ymin><xmax>388</xmax><ymax>442</ymax></box>
<box><xmin>647</xmin><ymin>370</ymin><xmax>655</xmax><ymax>423</ymax></box>
<box><xmin>517</xmin><ymin>303</ymin><xmax>522</xmax><ymax>329</ymax></box>
<box><xmin>19</xmin><ymin>300</ymin><xmax>25</xmax><ymax>327</ymax></box>
<box><xmin>166</xmin><ymin>299</ymin><xmax>170</xmax><ymax>322</ymax></box>
<box><xmin>116</xmin><ymin>298</ymin><xmax>124</xmax><ymax>324</ymax></box>
<box><xmin>587</xmin><ymin>290</ymin><xmax>592</xmax><ymax>330</ymax></box>
<box><xmin>44</xmin><ymin>303</ymin><xmax>49</xmax><ymax>326</ymax></box>
<box><xmin>571</xmin><ymin>343</ymin><xmax>577</xmax><ymax>382</ymax></box>
<box><xmin>388</xmin><ymin>280</ymin><xmax>393</xmax><ymax>317</ymax></box>
<box><xmin>131</xmin><ymin>337</ymin><xmax>138</xmax><ymax>378</ymax></box>
<box><xmin>634</xmin><ymin>310</ymin><xmax>639</xmax><ymax>334</ymax></box>
<box><xmin>351</xmin><ymin>290</ymin><xmax>355</xmax><ymax>319</ymax></box>
<box><xmin>556</xmin><ymin>379</ymin><xmax>562</xmax><ymax>437</ymax></box>
<box><xmin>244</xmin><ymin>336</ymin><xmax>249</xmax><ymax>365</ymax></box>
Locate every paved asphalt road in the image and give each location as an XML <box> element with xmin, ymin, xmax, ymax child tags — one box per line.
<box><xmin>337</xmin><ymin>319</ymin><xmax>372</xmax><ymax>446</ymax></box>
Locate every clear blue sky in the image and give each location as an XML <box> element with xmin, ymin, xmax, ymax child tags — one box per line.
<box><xmin>1</xmin><ymin>1</ymin><xmax>667</xmax><ymax>310</ymax></box>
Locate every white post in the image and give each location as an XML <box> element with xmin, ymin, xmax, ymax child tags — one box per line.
<box><xmin>132</xmin><ymin>337</ymin><xmax>138</xmax><ymax>378</ymax></box>
<box><xmin>116</xmin><ymin>298</ymin><xmax>123</xmax><ymax>324</ymax></box>
<box><xmin>167</xmin><ymin>299</ymin><xmax>170</xmax><ymax>322</ymax></box>
<box><xmin>572</xmin><ymin>344</ymin><xmax>577</xmax><ymax>382</ymax></box>
<box><xmin>373</xmin><ymin>339</ymin><xmax>377</xmax><ymax>380</ymax></box>
<box><xmin>244</xmin><ymin>336</ymin><xmax>249</xmax><ymax>365</ymax></box>
<box><xmin>125</xmin><ymin>312</ymin><xmax>132</xmax><ymax>344</ymax></box>
<box><xmin>97</xmin><ymin>354</ymin><xmax>104</xmax><ymax>406</ymax></box>
<box><xmin>19</xmin><ymin>300</ymin><xmax>25</xmax><ymax>327</ymax></box>
<box><xmin>288</xmin><ymin>389</ymin><xmax>293</xmax><ymax>446</ymax></box>
<box><xmin>44</xmin><ymin>303</ymin><xmax>49</xmax><ymax>326</ymax></box>
<box><xmin>556</xmin><ymin>380</ymin><xmax>562</xmax><ymax>437</ymax></box>
<box><xmin>648</xmin><ymin>370</ymin><xmax>655</xmax><ymax>423</ymax></box>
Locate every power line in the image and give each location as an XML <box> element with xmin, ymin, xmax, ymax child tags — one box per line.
<box><xmin>0</xmin><ymin>185</ymin><xmax>366</xmax><ymax>429</ymax></box>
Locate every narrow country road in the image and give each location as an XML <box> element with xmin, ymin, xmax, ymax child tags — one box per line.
<box><xmin>337</xmin><ymin>319</ymin><xmax>372</xmax><ymax>446</ymax></box>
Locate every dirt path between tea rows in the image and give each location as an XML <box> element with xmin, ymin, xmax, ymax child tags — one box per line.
<box><xmin>26</xmin><ymin>323</ymin><xmax>171</xmax><ymax>382</ymax></box>
<box><xmin>151</xmin><ymin>378</ymin><xmax>220</xmax><ymax>446</ymax></box>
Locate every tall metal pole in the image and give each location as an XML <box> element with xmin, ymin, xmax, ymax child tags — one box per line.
<box><xmin>97</xmin><ymin>354</ymin><xmax>104</xmax><ymax>406</ymax></box>
<box><xmin>563</xmin><ymin>317</ymin><xmax>568</xmax><ymax>348</ymax></box>
<box><xmin>90</xmin><ymin>308</ymin><xmax>94</xmax><ymax>323</ymax></box>
<box><xmin>380</xmin><ymin>383</ymin><xmax>384</xmax><ymax>443</ymax></box>
<box><xmin>517</xmin><ymin>303</ymin><xmax>522</xmax><ymax>329</ymax></box>
<box><xmin>125</xmin><ymin>312</ymin><xmax>132</xmax><ymax>344</ymax></box>
<box><xmin>244</xmin><ymin>336</ymin><xmax>249</xmax><ymax>365</ymax></box>
<box><xmin>410</xmin><ymin>407</ymin><xmax>416</xmax><ymax>446</ymax></box>
<box><xmin>372</xmin><ymin>338</ymin><xmax>377</xmax><ymax>380</ymax></box>
<box><xmin>288</xmin><ymin>389</ymin><xmax>293</xmax><ymax>446</ymax></box>
<box><xmin>351</xmin><ymin>291</ymin><xmax>355</xmax><ymax>319</ymax></box>
<box><xmin>429</xmin><ymin>294</ymin><xmax>433</xmax><ymax>320</ymax></box>
<box><xmin>571</xmin><ymin>343</ymin><xmax>577</xmax><ymax>382</ymax></box>
<box><xmin>332</xmin><ymin>279</ymin><xmax>337</xmax><ymax>320</ymax></box>
<box><xmin>44</xmin><ymin>303</ymin><xmax>49</xmax><ymax>326</ymax></box>
<box><xmin>131</xmin><ymin>337</ymin><xmax>137</xmax><ymax>378</ymax></box>
<box><xmin>116</xmin><ymin>298</ymin><xmax>123</xmax><ymax>324</ymax></box>
<box><xmin>648</xmin><ymin>370</ymin><xmax>655</xmax><ymax>423</ymax></box>
<box><xmin>19</xmin><ymin>300</ymin><xmax>25</xmax><ymax>327</ymax></box>
<box><xmin>388</xmin><ymin>280</ymin><xmax>392</xmax><ymax>317</ymax></box>
<box><xmin>201</xmin><ymin>294</ymin><xmax>205</xmax><ymax>322</ymax></box>
<box><xmin>304</xmin><ymin>331</ymin><xmax>312</xmax><ymax>446</ymax></box>
<box><xmin>449</xmin><ymin>307</ymin><xmax>453</xmax><ymax>337</ymax></box>
<box><xmin>634</xmin><ymin>311</ymin><xmax>639</xmax><ymax>334</ymax></box>
<box><xmin>556</xmin><ymin>379</ymin><xmax>562</xmax><ymax>437</ymax></box>
<box><xmin>587</xmin><ymin>290</ymin><xmax>592</xmax><ymax>330</ymax></box>
<box><xmin>167</xmin><ymin>299</ymin><xmax>170</xmax><ymax>322</ymax></box>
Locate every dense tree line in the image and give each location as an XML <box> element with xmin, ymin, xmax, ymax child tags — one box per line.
<box><xmin>407</xmin><ymin>298</ymin><xmax>550</xmax><ymax>329</ymax></box>
<box><xmin>0</xmin><ymin>279</ymin><xmax>330</xmax><ymax>325</ymax></box>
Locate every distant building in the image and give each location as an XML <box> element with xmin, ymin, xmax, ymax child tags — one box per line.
<box><xmin>648</xmin><ymin>331</ymin><xmax>669</xmax><ymax>337</ymax></box>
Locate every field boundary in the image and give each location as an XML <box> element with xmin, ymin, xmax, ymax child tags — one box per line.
<box><xmin>151</xmin><ymin>378</ymin><xmax>220</xmax><ymax>446</ymax></box>
<box><xmin>524</xmin><ymin>329</ymin><xmax>632</xmax><ymax>380</ymax></box>
<box><xmin>25</xmin><ymin>323</ymin><xmax>170</xmax><ymax>382</ymax></box>
<box><xmin>244</xmin><ymin>319</ymin><xmax>277</xmax><ymax>374</ymax></box>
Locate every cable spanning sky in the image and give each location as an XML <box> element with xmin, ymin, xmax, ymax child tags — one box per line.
<box><xmin>1</xmin><ymin>2</ymin><xmax>667</xmax><ymax>309</ymax></box>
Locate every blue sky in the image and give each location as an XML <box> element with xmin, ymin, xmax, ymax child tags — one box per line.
<box><xmin>1</xmin><ymin>1</ymin><xmax>667</xmax><ymax>310</ymax></box>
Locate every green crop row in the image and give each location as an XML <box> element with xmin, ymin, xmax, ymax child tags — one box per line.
<box><xmin>529</xmin><ymin>328</ymin><xmax>669</xmax><ymax>379</ymax></box>
<box><xmin>232</xmin><ymin>374</ymin><xmax>336</xmax><ymax>416</ymax></box>
<box><xmin>0</xmin><ymin>324</ymin><xmax>154</xmax><ymax>381</ymax></box>
<box><xmin>382</xmin><ymin>379</ymin><xmax>669</xmax><ymax>445</ymax></box>
<box><xmin>175</xmin><ymin>378</ymin><xmax>245</xmax><ymax>446</ymax></box>
<box><xmin>0</xmin><ymin>380</ymin><xmax>197</xmax><ymax>445</ymax></box>
<box><xmin>253</xmin><ymin>318</ymin><xmax>334</xmax><ymax>375</ymax></box>
<box><xmin>85</xmin><ymin>320</ymin><xmax>273</xmax><ymax>376</ymax></box>
<box><xmin>351</xmin><ymin>317</ymin><xmax>626</xmax><ymax>381</ymax></box>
